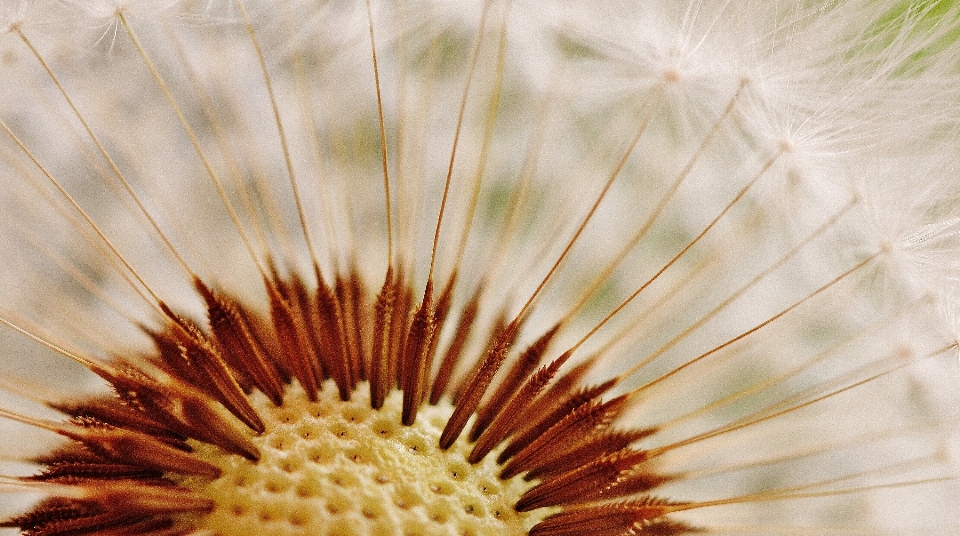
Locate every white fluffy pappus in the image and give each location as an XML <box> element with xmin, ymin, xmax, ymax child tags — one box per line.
<box><xmin>0</xmin><ymin>1</ymin><xmax>959</xmax><ymax>535</ymax></box>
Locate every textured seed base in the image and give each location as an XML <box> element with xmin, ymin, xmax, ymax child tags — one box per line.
<box><xmin>176</xmin><ymin>381</ymin><xmax>543</xmax><ymax>536</ymax></box>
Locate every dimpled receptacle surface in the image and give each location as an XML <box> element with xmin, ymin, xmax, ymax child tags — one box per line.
<box><xmin>175</xmin><ymin>381</ymin><xmax>543</xmax><ymax>536</ymax></box>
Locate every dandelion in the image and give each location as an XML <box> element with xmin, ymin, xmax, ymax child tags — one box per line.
<box><xmin>0</xmin><ymin>0</ymin><xmax>959</xmax><ymax>535</ymax></box>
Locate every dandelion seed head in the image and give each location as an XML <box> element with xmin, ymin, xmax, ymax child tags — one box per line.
<box><xmin>2</xmin><ymin>1</ymin><xmax>960</xmax><ymax>535</ymax></box>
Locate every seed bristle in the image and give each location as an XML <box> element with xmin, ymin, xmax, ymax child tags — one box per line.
<box><xmin>430</xmin><ymin>282</ymin><xmax>483</xmax><ymax>405</ymax></box>
<box><xmin>470</xmin><ymin>323</ymin><xmax>561</xmax><ymax>443</ymax></box>
<box><xmin>370</xmin><ymin>265</ymin><xmax>397</xmax><ymax>410</ymax></box>
<box><xmin>197</xmin><ymin>280</ymin><xmax>286</xmax><ymax>406</ymax></box>
<box><xmin>498</xmin><ymin>380</ymin><xmax>618</xmax><ymax>469</ymax></box>
<box><xmin>469</xmin><ymin>352</ymin><xmax>567</xmax><ymax>464</ymax></box>
<box><xmin>400</xmin><ymin>279</ymin><xmax>436</xmax><ymax>425</ymax></box>
<box><xmin>529</xmin><ymin>500</ymin><xmax>699</xmax><ymax>536</ymax></box>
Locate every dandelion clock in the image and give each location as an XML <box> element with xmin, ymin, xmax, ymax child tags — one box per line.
<box><xmin>1</xmin><ymin>1</ymin><xmax>959</xmax><ymax>535</ymax></box>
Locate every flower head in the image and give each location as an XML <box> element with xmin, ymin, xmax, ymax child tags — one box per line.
<box><xmin>1</xmin><ymin>1</ymin><xmax>960</xmax><ymax>535</ymax></box>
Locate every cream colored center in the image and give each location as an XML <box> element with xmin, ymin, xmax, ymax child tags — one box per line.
<box><xmin>177</xmin><ymin>381</ymin><xmax>542</xmax><ymax>536</ymax></box>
